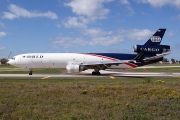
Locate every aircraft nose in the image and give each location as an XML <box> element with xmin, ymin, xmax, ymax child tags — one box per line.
<box><xmin>7</xmin><ymin>59</ymin><xmax>13</xmax><ymax>65</ymax></box>
<box><xmin>7</xmin><ymin>59</ymin><xmax>11</xmax><ymax>64</ymax></box>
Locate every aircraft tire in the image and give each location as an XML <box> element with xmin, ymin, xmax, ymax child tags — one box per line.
<box><xmin>92</xmin><ymin>71</ymin><xmax>101</xmax><ymax>75</ymax></box>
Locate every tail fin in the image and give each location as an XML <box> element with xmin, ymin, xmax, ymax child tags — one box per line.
<box><xmin>133</xmin><ymin>28</ymin><xmax>170</xmax><ymax>61</ymax></box>
<box><xmin>144</xmin><ymin>29</ymin><xmax>166</xmax><ymax>46</ymax></box>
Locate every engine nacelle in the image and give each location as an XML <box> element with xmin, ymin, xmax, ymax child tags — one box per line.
<box><xmin>133</xmin><ymin>45</ymin><xmax>170</xmax><ymax>54</ymax></box>
<box><xmin>66</xmin><ymin>64</ymin><xmax>86</xmax><ymax>73</ymax></box>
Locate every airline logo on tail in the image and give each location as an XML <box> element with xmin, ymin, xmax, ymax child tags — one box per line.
<box><xmin>151</xmin><ymin>36</ymin><xmax>161</xmax><ymax>42</ymax></box>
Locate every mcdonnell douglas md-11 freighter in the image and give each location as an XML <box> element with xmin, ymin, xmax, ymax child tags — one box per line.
<box><xmin>8</xmin><ymin>28</ymin><xmax>170</xmax><ymax>75</ymax></box>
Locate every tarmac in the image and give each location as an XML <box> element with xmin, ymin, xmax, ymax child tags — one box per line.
<box><xmin>0</xmin><ymin>70</ymin><xmax>179</xmax><ymax>79</ymax></box>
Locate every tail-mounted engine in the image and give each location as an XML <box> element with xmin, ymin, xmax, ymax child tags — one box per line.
<box><xmin>133</xmin><ymin>45</ymin><xmax>170</xmax><ymax>54</ymax></box>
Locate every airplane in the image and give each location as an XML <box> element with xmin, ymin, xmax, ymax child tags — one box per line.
<box><xmin>7</xmin><ymin>28</ymin><xmax>170</xmax><ymax>75</ymax></box>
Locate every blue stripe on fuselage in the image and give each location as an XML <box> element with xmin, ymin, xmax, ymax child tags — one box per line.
<box><xmin>88</xmin><ymin>53</ymin><xmax>137</xmax><ymax>60</ymax></box>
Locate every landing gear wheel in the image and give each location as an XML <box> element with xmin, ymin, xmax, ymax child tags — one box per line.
<box><xmin>29</xmin><ymin>69</ymin><xmax>33</xmax><ymax>75</ymax></box>
<box><xmin>97</xmin><ymin>72</ymin><xmax>101</xmax><ymax>75</ymax></box>
<box><xmin>92</xmin><ymin>71</ymin><xmax>101</xmax><ymax>75</ymax></box>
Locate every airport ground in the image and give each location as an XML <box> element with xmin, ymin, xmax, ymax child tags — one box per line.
<box><xmin>0</xmin><ymin>65</ymin><xmax>180</xmax><ymax>119</ymax></box>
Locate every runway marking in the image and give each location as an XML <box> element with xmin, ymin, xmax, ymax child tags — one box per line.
<box><xmin>109</xmin><ymin>76</ymin><xmax>115</xmax><ymax>79</ymax></box>
<box><xmin>41</xmin><ymin>76</ymin><xmax>51</xmax><ymax>79</ymax></box>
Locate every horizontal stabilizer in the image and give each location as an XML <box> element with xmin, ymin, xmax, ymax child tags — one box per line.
<box><xmin>143</xmin><ymin>53</ymin><xmax>170</xmax><ymax>62</ymax></box>
<box><xmin>136</xmin><ymin>66</ymin><xmax>180</xmax><ymax>69</ymax></box>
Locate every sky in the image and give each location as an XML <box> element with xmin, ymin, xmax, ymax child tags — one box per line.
<box><xmin>0</xmin><ymin>0</ymin><xmax>180</xmax><ymax>60</ymax></box>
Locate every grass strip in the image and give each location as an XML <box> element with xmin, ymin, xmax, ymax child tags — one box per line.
<box><xmin>0</xmin><ymin>78</ymin><xmax>179</xmax><ymax>119</ymax></box>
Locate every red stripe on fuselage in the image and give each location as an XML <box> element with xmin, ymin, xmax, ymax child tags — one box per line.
<box><xmin>124</xmin><ymin>62</ymin><xmax>137</xmax><ymax>68</ymax></box>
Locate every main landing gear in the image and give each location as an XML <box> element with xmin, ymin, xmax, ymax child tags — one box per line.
<box><xmin>29</xmin><ymin>69</ymin><xmax>33</xmax><ymax>75</ymax></box>
<box><xmin>92</xmin><ymin>67</ymin><xmax>101</xmax><ymax>75</ymax></box>
<box><xmin>92</xmin><ymin>71</ymin><xmax>101</xmax><ymax>75</ymax></box>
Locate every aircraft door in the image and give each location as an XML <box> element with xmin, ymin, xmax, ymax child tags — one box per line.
<box><xmin>18</xmin><ymin>56</ymin><xmax>21</xmax><ymax>63</ymax></box>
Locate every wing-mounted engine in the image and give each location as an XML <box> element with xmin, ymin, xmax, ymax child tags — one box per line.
<box><xmin>66</xmin><ymin>63</ymin><xmax>87</xmax><ymax>73</ymax></box>
<box><xmin>133</xmin><ymin>45</ymin><xmax>170</xmax><ymax>54</ymax></box>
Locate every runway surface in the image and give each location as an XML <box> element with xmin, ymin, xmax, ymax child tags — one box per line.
<box><xmin>0</xmin><ymin>70</ymin><xmax>180</xmax><ymax>79</ymax></box>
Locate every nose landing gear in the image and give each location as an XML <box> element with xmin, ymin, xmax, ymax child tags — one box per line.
<box><xmin>29</xmin><ymin>69</ymin><xmax>33</xmax><ymax>75</ymax></box>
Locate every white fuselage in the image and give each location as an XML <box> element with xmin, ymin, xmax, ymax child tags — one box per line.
<box><xmin>8</xmin><ymin>53</ymin><xmax>133</xmax><ymax>70</ymax></box>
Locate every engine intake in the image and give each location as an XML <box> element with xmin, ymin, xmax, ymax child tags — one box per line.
<box><xmin>133</xmin><ymin>45</ymin><xmax>170</xmax><ymax>54</ymax></box>
<box><xmin>66</xmin><ymin>64</ymin><xmax>86</xmax><ymax>73</ymax></box>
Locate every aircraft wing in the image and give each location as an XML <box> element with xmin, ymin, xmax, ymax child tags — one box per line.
<box><xmin>79</xmin><ymin>53</ymin><xmax>169</xmax><ymax>68</ymax></box>
<box><xmin>81</xmin><ymin>60</ymin><xmax>125</xmax><ymax>66</ymax></box>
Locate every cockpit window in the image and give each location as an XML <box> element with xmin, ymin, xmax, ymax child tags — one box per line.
<box><xmin>12</xmin><ymin>57</ymin><xmax>15</xmax><ymax>60</ymax></box>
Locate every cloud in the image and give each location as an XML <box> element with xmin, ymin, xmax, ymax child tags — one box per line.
<box><xmin>56</xmin><ymin>1</ymin><xmax>152</xmax><ymax>48</ymax></box>
<box><xmin>84</xmin><ymin>28</ymin><xmax>112</xmax><ymax>37</ymax></box>
<box><xmin>2</xmin><ymin>4</ymin><xmax>58</xmax><ymax>20</ymax></box>
<box><xmin>52</xmin><ymin>27</ymin><xmax>123</xmax><ymax>48</ymax></box>
<box><xmin>89</xmin><ymin>35</ymin><xmax>123</xmax><ymax>46</ymax></box>
<box><xmin>0</xmin><ymin>47</ymin><xmax>6</xmax><ymax>50</ymax></box>
<box><xmin>167</xmin><ymin>30</ymin><xmax>174</xmax><ymax>37</ymax></box>
<box><xmin>3</xmin><ymin>12</ymin><xmax>18</xmax><ymax>20</ymax></box>
<box><xmin>52</xmin><ymin>37</ymin><xmax>86</xmax><ymax>48</ymax></box>
<box><xmin>52</xmin><ymin>34</ymin><xmax>123</xmax><ymax>48</ymax></box>
<box><xmin>177</xmin><ymin>14</ymin><xmax>180</xmax><ymax>19</ymax></box>
<box><xmin>120</xmin><ymin>0</ymin><xmax>130</xmax><ymax>5</ymax></box>
<box><xmin>52</xmin><ymin>28</ymin><xmax>154</xmax><ymax>48</ymax></box>
<box><xmin>65</xmin><ymin>0</ymin><xmax>112</xmax><ymax>19</ymax></box>
<box><xmin>0</xmin><ymin>22</ymin><xmax>6</xmax><ymax>28</ymax></box>
<box><xmin>0</xmin><ymin>32</ymin><xmax>6</xmax><ymax>37</ymax></box>
<box><xmin>119</xmin><ymin>0</ymin><xmax>135</xmax><ymax>15</ymax></box>
<box><xmin>119</xmin><ymin>29</ymin><xmax>153</xmax><ymax>40</ymax></box>
<box><xmin>137</xmin><ymin>0</ymin><xmax>180</xmax><ymax>8</ymax></box>
<box><xmin>63</xmin><ymin>0</ymin><xmax>134</xmax><ymax>27</ymax></box>
<box><xmin>62</xmin><ymin>16</ymin><xmax>88</xmax><ymax>29</ymax></box>
<box><xmin>61</xmin><ymin>16</ymin><xmax>112</xmax><ymax>37</ymax></box>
